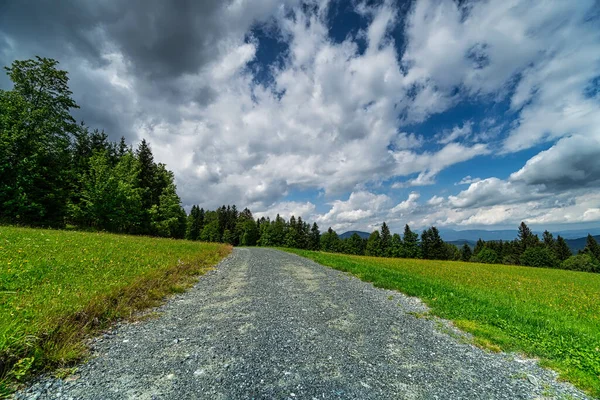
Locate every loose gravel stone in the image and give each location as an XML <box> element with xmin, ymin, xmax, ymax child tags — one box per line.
<box><xmin>15</xmin><ymin>248</ymin><xmax>591</xmax><ymax>399</ymax></box>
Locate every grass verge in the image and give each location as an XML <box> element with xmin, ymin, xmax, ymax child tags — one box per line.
<box><xmin>283</xmin><ymin>249</ymin><xmax>600</xmax><ymax>397</ymax></box>
<box><xmin>0</xmin><ymin>226</ymin><xmax>231</xmax><ymax>396</ymax></box>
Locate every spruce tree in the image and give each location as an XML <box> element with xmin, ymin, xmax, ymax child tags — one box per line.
<box><xmin>310</xmin><ymin>223</ymin><xmax>321</xmax><ymax>250</ymax></box>
<box><xmin>583</xmin><ymin>234</ymin><xmax>600</xmax><ymax>260</ymax></box>
<box><xmin>365</xmin><ymin>231</ymin><xmax>382</xmax><ymax>257</ymax></box>
<box><xmin>554</xmin><ymin>235</ymin><xmax>572</xmax><ymax>262</ymax></box>
<box><xmin>380</xmin><ymin>222</ymin><xmax>391</xmax><ymax>257</ymax></box>
<box><xmin>542</xmin><ymin>230</ymin><xmax>555</xmax><ymax>248</ymax></box>
<box><xmin>402</xmin><ymin>225</ymin><xmax>420</xmax><ymax>258</ymax></box>
<box><xmin>460</xmin><ymin>243</ymin><xmax>472</xmax><ymax>261</ymax></box>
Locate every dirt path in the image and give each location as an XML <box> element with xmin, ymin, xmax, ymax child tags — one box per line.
<box><xmin>16</xmin><ymin>248</ymin><xmax>590</xmax><ymax>399</ymax></box>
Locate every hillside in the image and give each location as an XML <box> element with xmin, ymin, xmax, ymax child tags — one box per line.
<box><xmin>565</xmin><ymin>235</ymin><xmax>600</xmax><ymax>253</ymax></box>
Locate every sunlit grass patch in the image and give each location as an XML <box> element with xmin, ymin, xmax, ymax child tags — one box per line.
<box><xmin>283</xmin><ymin>249</ymin><xmax>600</xmax><ymax>397</ymax></box>
<box><xmin>0</xmin><ymin>226</ymin><xmax>230</xmax><ymax>395</ymax></box>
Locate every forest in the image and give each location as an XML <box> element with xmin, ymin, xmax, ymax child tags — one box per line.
<box><xmin>1</xmin><ymin>57</ymin><xmax>599</xmax><ymax>273</ymax></box>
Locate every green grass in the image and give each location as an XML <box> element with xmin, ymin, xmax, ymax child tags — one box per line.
<box><xmin>283</xmin><ymin>249</ymin><xmax>600</xmax><ymax>397</ymax></box>
<box><xmin>0</xmin><ymin>226</ymin><xmax>231</xmax><ymax>395</ymax></box>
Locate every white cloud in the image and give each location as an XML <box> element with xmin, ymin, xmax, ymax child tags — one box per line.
<box><xmin>391</xmin><ymin>192</ymin><xmax>420</xmax><ymax>213</ymax></box>
<box><xmin>510</xmin><ymin>134</ymin><xmax>600</xmax><ymax>190</ymax></box>
<box><xmin>436</xmin><ymin>121</ymin><xmax>472</xmax><ymax>144</ymax></box>
<box><xmin>316</xmin><ymin>191</ymin><xmax>392</xmax><ymax>231</ymax></box>
<box><xmin>455</xmin><ymin>175</ymin><xmax>481</xmax><ymax>185</ymax></box>
<box><xmin>253</xmin><ymin>201</ymin><xmax>316</xmax><ymax>221</ymax></box>
<box><xmin>427</xmin><ymin>195</ymin><xmax>444</xmax><ymax>206</ymax></box>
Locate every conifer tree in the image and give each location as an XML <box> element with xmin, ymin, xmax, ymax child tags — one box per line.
<box><xmin>380</xmin><ymin>222</ymin><xmax>391</xmax><ymax>257</ymax></box>
<box><xmin>554</xmin><ymin>235</ymin><xmax>572</xmax><ymax>262</ymax></box>
<box><xmin>365</xmin><ymin>231</ymin><xmax>382</xmax><ymax>257</ymax></box>
<box><xmin>402</xmin><ymin>225</ymin><xmax>420</xmax><ymax>258</ymax></box>
<box><xmin>309</xmin><ymin>223</ymin><xmax>321</xmax><ymax>250</ymax></box>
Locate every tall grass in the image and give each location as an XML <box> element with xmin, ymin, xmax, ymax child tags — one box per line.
<box><xmin>284</xmin><ymin>249</ymin><xmax>600</xmax><ymax>397</ymax></box>
<box><xmin>0</xmin><ymin>226</ymin><xmax>230</xmax><ymax>395</ymax></box>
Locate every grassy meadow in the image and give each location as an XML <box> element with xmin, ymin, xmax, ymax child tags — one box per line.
<box><xmin>284</xmin><ymin>249</ymin><xmax>600</xmax><ymax>397</ymax></box>
<box><xmin>0</xmin><ymin>226</ymin><xmax>231</xmax><ymax>394</ymax></box>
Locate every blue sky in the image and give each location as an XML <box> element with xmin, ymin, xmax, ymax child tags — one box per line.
<box><xmin>1</xmin><ymin>0</ymin><xmax>599</xmax><ymax>233</ymax></box>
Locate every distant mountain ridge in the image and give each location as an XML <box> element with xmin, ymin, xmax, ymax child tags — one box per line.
<box><xmin>339</xmin><ymin>231</ymin><xmax>370</xmax><ymax>239</ymax></box>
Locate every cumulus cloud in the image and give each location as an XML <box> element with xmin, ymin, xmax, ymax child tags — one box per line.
<box><xmin>455</xmin><ymin>176</ymin><xmax>481</xmax><ymax>185</ymax></box>
<box><xmin>253</xmin><ymin>201</ymin><xmax>316</xmax><ymax>221</ymax></box>
<box><xmin>510</xmin><ymin>135</ymin><xmax>600</xmax><ymax>190</ymax></box>
<box><xmin>391</xmin><ymin>192</ymin><xmax>420</xmax><ymax>213</ymax></box>
<box><xmin>316</xmin><ymin>191</ymin><xmax>392</xmax><ymax>231</ymax></box>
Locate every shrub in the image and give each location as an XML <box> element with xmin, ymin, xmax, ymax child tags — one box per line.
<box><xmin>520</xmin><ymin>247</ymin><xmax>559</xmax><ymax>269</ymax></box>
<box><xmin>561</xmin><ymin>254</ymin><xmax>600</xmax><ymax>273</ymax></box>
<box><xmin>472</xmin><ymin>248</ymin><xmax>499</xmax><ymax>264</ymax></box>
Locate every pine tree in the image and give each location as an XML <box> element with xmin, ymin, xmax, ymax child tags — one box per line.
<box><xmin>428</xmin><ymin>226</ymin><xmax>446</xmax><ymax>259</ymax></box>
<box><xmin>402</xmin><ymin>225</ymin><xmax>420</xmax><ymax>258</ymax></box>
<box><xmin>542</xmin><ymin>230</ymin><xmax>555</xmax><ymax>248</ymax></box>
<box><xmin>583</xmin><ymin>234</ymin><xmax>600</xmax><ymax>260</ymax></box>
<box><xmin>517</xmin><ymin>221</ymin><xmax>538</xmax><ymax>253</ymax></box>
<box><xmin>460</xmin><ymin>243</ymin><xmax>473</xmax><ymax>261</ymax></box>
<box><xmin>365</xmin><ymin>231</ymin><xmax>382</xmax><ymax>257</ymax></box>
<box><xmin>285</xmin><ymin>216</ymin><xmax>300</xmax><ymax>248</ymax></box>
<box><xmin>420</xmin><ymin>229</ymin><xmax>431</xmax><ymax>259</ymax></box>
<box><xmin>347</xmin><ymin>233</ymin><xmax>365</xmax><ymax>255</ymax></box>
<box><xmin>553</xmin><ymin>235</ymin><xmax>572</xmax><ymax>262</ymax></box>
<box><xmin>321</xmin><ymin>227</ymin><xmax>340</xmax><ymax>252</ymax></box>
<box><xmin>309</xmin><ymin>223</ymin><xmax>321</xmax><ymax>250</ymax></box>
<box><xmin>380</xmin><ymin>222</ymin><xmax>391</xmax><ymax>257</ymax></box>
<box><xmin>473</xmin><ymin>239</ymin><xmax>485</xmax><ymax>256</ymax></box>
<box><xmin>117</xmin><ymin>136</ymin><xmax>129</xmax><ymax>158</ymax></box>
<box><xmin>391</xmin><ymin>233</ymin><xmax>403</xmax><ymax>257</ymax></box>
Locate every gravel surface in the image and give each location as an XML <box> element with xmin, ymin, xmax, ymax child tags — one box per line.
<box><xmin>16</xmin><ymin>248</ymin><xmax>591</xmax><ymax>399</ymax></box>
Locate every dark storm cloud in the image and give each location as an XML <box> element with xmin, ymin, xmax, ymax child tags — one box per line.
<box><xmin>0</xmin><ymin>0</ymin><xmax>236</xmax><ymax>141</ymax></box>
<box><xmin>0</xmin><ymin>0</ymin><xmax>228</xmax><ymax>77</ymax></box>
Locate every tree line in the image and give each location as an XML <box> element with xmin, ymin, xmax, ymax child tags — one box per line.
<box><xmin>183</xmin><ymin>207</ymin><xmax>600</xmax><ymax>273</ymax></box>
<box><xmin>1</xmin><ymin>57</ymin><xmax>598</xmax><ymax>273</ymax></box>
<box><xmin>1</xmin><ymin>57</ymin><xmax>187</xmax><ymax>237</ymax></box>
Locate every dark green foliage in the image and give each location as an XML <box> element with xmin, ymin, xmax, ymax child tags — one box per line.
<box><xmin>518</xmin><ymin>221</ymin><xmax>539</xmax><ymax>254</ymax></box>
<box><xmin>420</xmin><ymin>226</ymin><xmax>446</xmax><ymax>260</ymax></box>
<box><xmin>390</xmin><ymin>233</ymin><xmax>403</xmax><ymax>257</ymax></box>
<box><xmin>186</xmin><ymin>206</ymin><xmax>204</xmax><ymax>240</ymax></box>
<box><xmin>474</xmin><ymin>248</ymin><xmax>499</xmax><ymax>264</ymax></box>
<box><xmin>380</xmin><ymin>222</ymin><xmax>391</xmax><ymax>257</ymax></box>
<box><xmin>1</xmin><ymin>57</ymin><xmax>78</xmax><ymax>227</ymax></box>
<box><xmin>473</xmin><ymin>239</ymin><xmax>485</xmax><ymax>256</ymax></box>
<box><xmin>460</xmin><ymin>243</ymin><xmax>472</xmax><ymax>261</ymax></box>
<box><xmin>320</xmin><ymin>227</ymin><xmax>341</xmax><ymax>253</ymax></box>
<box><xmin>343</xmin><ymin>233</ymin><xmax>366</xmax><ymax>255</ymax></box>
<box><xmin>554</xmin><ymin>235</ymin><xmax>572</xmax><ymax>262</ymax></box>
<box><xmin>561</xmin><ymin>254</ymin><xmax>600</xmax><ymax>273</ymax></box>
<box><xmin>365</xmin><ymin>230</ymin><xmax>382</xmax><ymax>256</ymax></box>
<box><xmin>542</xmin><ymin>230</ymin><xmax>555</xmax><ymax>248</ymax></box>
<box><xmin>309</xmin><ymin>223</ymin><xmax>321</xmax><ymax>250</ymax></box>
<box><xmin>582</xmin><ymin>234</ymin><xmax>600</xmax><ymax>260</ymax></box>
<box><xmin>520</xmin><ymin>247</ymin><xmax>559</xmax><ymax>269</ymax></box>
<box><xmin>402</xmin><ymin>225</ymin><xmax>420</xmax><ymax>258</ymax></box>
<box><xmin>0</xmin><ymin>57</ymin><xmax>186</xmax><ymax>238</ymax></box>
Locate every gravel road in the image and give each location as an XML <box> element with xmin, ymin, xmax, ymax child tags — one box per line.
<box><xmin>16</xmin><ymin>248</ymin><xmax>590</xmax><ymax>399</ymax></box>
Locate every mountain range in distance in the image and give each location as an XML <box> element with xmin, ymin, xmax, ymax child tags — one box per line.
<box><xmin>338</xmin><ymin>228</ymin><xmax>600</xmax><ymax>253</ymax></box>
